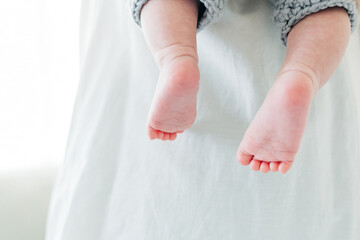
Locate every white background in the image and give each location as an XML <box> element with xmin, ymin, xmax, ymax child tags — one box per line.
<box><xmin>0</xmin><ymin>1</ymin><xmax>81</xmax><ymax>239</ymax></box>
<box><xmin>0</xmin><ymin>0</ymin><xmax>81</xmax><ymax>171</ymax></box>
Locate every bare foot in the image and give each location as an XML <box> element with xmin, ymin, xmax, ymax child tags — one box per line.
<box><xmin>147</xmin><ymin>55</ymin><xmax>200</xmax><ymax>141</ymax></box>
<box><xmin>237</xmin><ymin>70</ymin><xmax>316</xmax><ymax>174</ymax></box>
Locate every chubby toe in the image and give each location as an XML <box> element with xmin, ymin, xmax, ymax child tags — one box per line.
<box><xmin>237</xmin><ymin>149</ymin><xmax>253</xmax><ymax>165</ymax></box>
<box><xmin>157</xmin><ymin>131</ymin><xmax>164</xmax><ymax>139</ymax></box>
<box><xmin>260</xmin><ymin>162</ymin><xmax>270</xmax><ymax>173</ymax></box>
<box><xmin>270</xmin><ymin>162</ymin><xmax>280</xmax><ymax>172</ymax></box>
<box><xmin>279</xmin><ymin>162</ymin><xmax>292</xmax><ymax>174</ymax></box>
<box><xmin>148</xmin><ymin>126</ymin><xmax>159</xmax><ymax>140</ymax></box>
<box><xmin>250</xmin><ymin>160</ymin><xmax>261</xmax><ymax>171</ymax></box>
<box><xmin>169</xmin><ymin>133</ymin><xmax>177</xmax><ymax>141</ymax></box>
<box><xmin>162</xmin><ymin>132</ymin><xmax>170</xmax><ymax>141</ymax></box>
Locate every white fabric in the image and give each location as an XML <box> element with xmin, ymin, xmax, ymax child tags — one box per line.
<box><xmin>45</xmin><ymin>0</ymin><xmax>360</xmax><ymax>239</ymax></box>
<box><xmin>0</xmin><ymin>166</ymin><xmax>57</xmax><ymax>240</ymax></box>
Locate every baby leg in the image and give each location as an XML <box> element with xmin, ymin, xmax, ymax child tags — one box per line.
<box><xmin>237</xmin><ymin>7</ymin><xmax>351</xmax><ymax>173</ymax></box>
<box><xmin>141</xmin><ymin>0</ymin><xmax>200</xmax><ymax>141</ymax></box>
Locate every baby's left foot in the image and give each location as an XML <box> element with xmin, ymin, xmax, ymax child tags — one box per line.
<box><xmin>237</xmin><ymin>70</ymin><xmax>316</xmax><ymax>174</ymax></box>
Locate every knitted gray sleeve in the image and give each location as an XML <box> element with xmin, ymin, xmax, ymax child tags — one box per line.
<box><xmin>130</xmin><ymin>0</ymin><xmax>225</xmax><ymax>32</ymax></box>
<box><xmin>274</xmin><ymin>0</ymin><xmax>359</xmax><ymax>46</ymax></box>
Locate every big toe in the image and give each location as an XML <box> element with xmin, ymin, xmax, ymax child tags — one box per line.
<box><xmin>148</xmin><ymin>126</ymin><xmax>159</xmax><ymax>140</ymax></box>
<box><xmin>237</xmin><ymin>149</ymin><xmax>253</xmax><ymax>165</ymax></box>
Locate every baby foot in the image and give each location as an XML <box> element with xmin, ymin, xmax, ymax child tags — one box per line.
<box><xmin>147</xmin><ymin>55</ymin><xmax>200</xmax><ymax>141</ymax></box>
<box><xmin>237</xmin><ymin>70</ymin><xmax>316</xmax><ymax>174</ymax></box>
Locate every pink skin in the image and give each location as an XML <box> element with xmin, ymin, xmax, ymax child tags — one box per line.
<box><xmin>145</xmin><ymin>56</ymin><xmax>199</xmax><ymax>141</ymax></box>
<box><xmin>237</xmin><ymin>70</ymin><xmax>315</xmax><ymax>174</ymax></box>
<box><xmin>141</xmin><ymin>0</ymin><xmax>199</xmax><ymax>141</ymax></box>
<box><xmin>141</xmin><ymin>0</ymin><xmax>351</xmax><ymax>173</ymax></box>
<box><xmin>237</xmin><ymin>8</ymin><xmax>351</xmax><ymax>174</ymax></box>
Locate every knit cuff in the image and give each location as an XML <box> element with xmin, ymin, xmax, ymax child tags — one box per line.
<box><xmin>274</xmin><ymin>0</ymin><xmax>359</xmax><ymax>46</ymax></box>
<box><xmin>130</xmin><ymin>0</ymin><xmax>224</xmax><ymax>32</ymax></box>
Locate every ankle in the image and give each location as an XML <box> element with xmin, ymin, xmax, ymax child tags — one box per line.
<box><xmin>277</xmin><ymin>62</ymin><xmax>320</xmax><ymax>97</ymax></box>
<box><xmin>153</xmin><ymin>43</ymin><xmax>198</xmax><ymax>69</ymax></box>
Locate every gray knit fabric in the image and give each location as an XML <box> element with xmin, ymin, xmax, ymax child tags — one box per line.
<box><xmin>130</xmin><ymin>0</ymin><xmax>358</xmax><ymax>46</ymax></box>
<box><xmin>130</xmin><ymin>0</ymin><xmax>225</xmax><ymax>32</ymax></box>
<box><xmin>274</xmin><ymin>0</ymin><xmax>359</xmax><ymax>46</ymax></box>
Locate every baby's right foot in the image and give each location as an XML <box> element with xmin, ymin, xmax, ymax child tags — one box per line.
<box><xmin>147</xmin><ymin>48</ymin><xmax>200</xmax><ymax>141</ymax></box>
<box><xmin>140</xmin><ymin>0</ymin><xmax>199</xmax><ymax>140</ymax></box>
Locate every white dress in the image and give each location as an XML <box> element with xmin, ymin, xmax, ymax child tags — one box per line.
<box><xmin>45</xmin><ymin>0</ymin><xmax>360</xmax><ymax>239</ymax></box>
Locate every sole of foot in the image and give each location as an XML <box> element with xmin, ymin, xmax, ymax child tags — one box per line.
<box><xmin>147</xmin><ymin>56</ymin><xmax>200</xmax><ymax>141</ymax></box>
<box><xmin>237</xmin><ymin>70</ymin><xmax>315</xmax><ymax>174</ymax></box>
